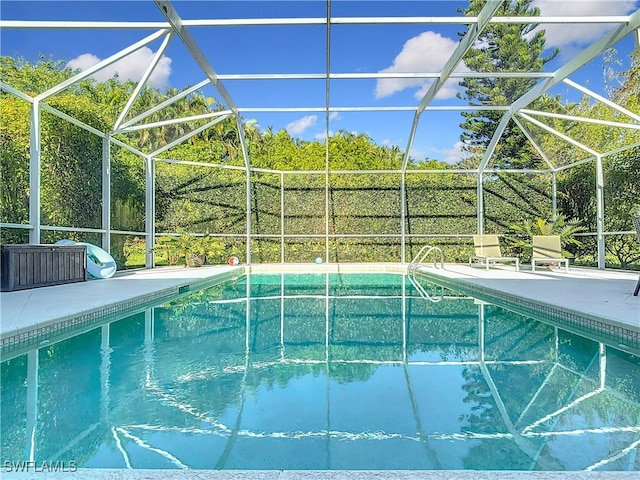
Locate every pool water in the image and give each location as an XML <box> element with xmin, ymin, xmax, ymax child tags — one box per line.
<box><xmin>1</xmin><ymin>273</ymin><xmax>639</xmax><ymax>471</ymax></box>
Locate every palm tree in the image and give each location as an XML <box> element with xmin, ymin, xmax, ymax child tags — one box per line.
<box><xmin>507</xmin><ymin>214</ymin><xmax>586</xmax><ymax>259</ymax></box>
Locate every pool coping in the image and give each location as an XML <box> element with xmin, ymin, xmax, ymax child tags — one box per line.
<box><xmin>412</xmin><ymin>268</ymin><xmax>640</xmax><ymax>356</ymax></box>
<box><xmin>0</xmin><ymin>267</ymin><xmax>244</xmax><ymax>359</ymax></box>
<box><xmin>2</xmin><ymin>468</ymin><xmax>640</xmax><ymax>479</ymax></box>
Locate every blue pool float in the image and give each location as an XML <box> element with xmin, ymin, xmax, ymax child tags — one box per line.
<box><xmin>55</xmin><ymin>240</ymin><xmax>117</xmax><ymax>279</ymax></box>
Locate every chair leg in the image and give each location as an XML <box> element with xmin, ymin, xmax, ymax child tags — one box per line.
<box><xmin>634</xmin><ymin>275</ymin><xmax>640</xmax><ymax>296</ymax></box>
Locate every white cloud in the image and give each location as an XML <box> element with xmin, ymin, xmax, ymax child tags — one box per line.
<box><xmin>376</xmin><ymin>31</ymin><xmax>468</xmax><ymax>100</ymax></box>
<box><xmin>426</xmin><ymin>142</ymin><xmax>469</xmax><ymax>165</ymax></box>
<box><xmin>382</xmin><ymin>138</ymin><xmax>406</xmax><ymax>149</ymax></box>
<box><xmin>532</xmin><ymin>0</ymin><xmax>637</xmax><ymax>53</ymax></box>
<box><xmin>314</xmin><ymin>130</ymin><xmax>334</xmax><ymax>140</ymax></box>
<box><xmin>286</xmin><ymin>115</ymin><xmax>317</xmax><ymax>135</ymax></box>
<box><xmin>329</xmin><ymin>112</ymin><xmax>341</xmax><ymax>121</ymax></box>
<box><xmin>439</xmin><ymin>141</ymin><xmax>470</xmax><ymax>165</ymax></box>
<box><xmin>409</xmin><ymin>147</ymin><xmax>425</xmax><ymax>160</ymax></box>
<box><xmin>67</xmin><ymin>47</ymin><xmax>172</xmax><ymax>89</ymax></box>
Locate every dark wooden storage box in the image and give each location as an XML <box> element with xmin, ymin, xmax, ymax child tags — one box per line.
<box><xmin>1</xmin><ymin>244</ymin><xmax>87</xmax><ymax>292</ymax></box>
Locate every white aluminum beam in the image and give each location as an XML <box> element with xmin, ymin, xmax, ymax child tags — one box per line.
<box><xmin>562</xmin><ymin>78</ymin><xmax>640</xmax><ymax>123</ymax></box>
<box><xmin>29</xmin><ymin>101</ymin><xmax>41</xmax><ymax>244</ymax></box>
<box><xmin>595</xmin><ymin>155</ymin><xmax>606</xmax><ymax>269</ymax></box>
<box><xmin>0</xmin><ymin>223</ymin><xmax>33</xmax><ymax>230</ymax></box>
<box><xmin>40</xmin><ymin>225</ymin><xmax>105</xmax><ymax>234</ymax></box>
<box><xmin>477</xmin><ymin>172</ymin><xmax>484</xmax><ymax>234</ymax></box>
<box><xmin>478</xmin><ymin>8</ymin><xmax>640</xmax><ymax>173</ymax></box>
<box><xmin>149</xmin><ymin>113</ymin><xmax>231</xmax><ymax>157</ymax></box>
<box><xmin>514</xmin><ymin>10</ymin><xmax>640</xmax><ymax>112</ymax></box>
<box><xmin>35</xmin><ymin>29</ymin><xmax>170</xmax><ymax>102</ymax></box>
<box><xmin>601</xmin><ymin>140</ymin><xmax>640</xmax><ymax>158</ymax></box>
<box><xmin>324</xmin><ymin>0</ymin><xmax>332</xmax><ymax>263</ymax></box>
<box><xmin>154</xmin><ymin>0</ymin><xmax>239</xmax><ymax>114</ymax></box>
<box><xmin>417</xmin><ymin>0</ymin><xmax>503</xmax><ymax>115</ymax></box>
<box><xmin>102</xmin><ymin>137</ymin><xmax>111</xmax><ymax>251</ymax></box>
<box><xmin>402</xmin><ymin>0</ymin><xmax>503</xmax><ymax>175</ymax></box>
<box><xmin>155</xmin><ymin>157</ymin><xmax>247</xmax><ymax>171</ymax></box>
<box><xmin>113</xmin><ymin>32</ymin><xmax>174</xmax><ymax>131</ymax></box>
<box><xmin>109</xmin><ymin>136</ymin><xmax>147</xmax><ymax>158</ymax></box>
<box><xmin>491</xmin><ymin>16</ymin><xmax>631</xmax><ymax>24</ymax></box>
<box><xmin>280</xmin><ymin>172</ymin><xmax>285</xmax><ymax>263</ymax></box>
<box><xmin>39</xmin><ymin>103</ymin><xmax>106</xmax><ymax>138</ymax></box>
<box><xmin>238</xmin><ymin>106</ymin><xmax>414</xmax><ymax>113</ymax></box>
<box><xmin>512</xmin><ymin>116</ymin><xmax>557</xmax><ymax>220</ymax></box>
<box><xmin>520</xmin><ymin>108</ymin><xmax>640</xmax><ymax>130</ymax></box>
<box><xmin>512</xmin><ymin>117</ymin><xmax>555</xmax><ymax>171</ymax></box>
<box><xmin>1</xmin><ymin>15</ymin><xmax>632</xmax><ymax>29</ymax></box>
<box><xmin>477</xmin><ymin>112</ymin><xmax>513</xmax><ymax>173</ymax></box>
<box><xmin>116</xmin><ymin>110</ymin><xmax>232</xmax><ymax>133</ymax></box>
<box><xmin>216</xmin><ymin>72</ymin><xmax>555</xmax><ymax>80</ymax></box>
<box><xmin>555</xmin><ymin>157</ymin><xmax>595</xmax><ymax>172</ymax></box>
<box><xmin>518</xmin><ymin>112</ymin><xmax>600</xmax><ymax>156</ymax></box>
<box><xmin>400</xmin><ymin>113</ymin><xmax>419</xmax><ymax>261</ymax></box>
<box><xmin>237</xmin><ymin>106</ymin><xmax>510</xmax><ymax>113</ymax></box>
<box><xmin>0</xmin><ymin>20</ymin><xmax>172</xmax><ymax>29</ymax></box>
<box><xmin>277</xmin><ymin>167</ymin><xmax>542</xmax><ymax>175</ymax></box>
<box><xmin>144</xmin><ymin>155</ymin><xmax>155</xmax><ymax>268</ymax></box>
<box><xmin>333</xmin><ymin>15</ymin><xmax>632</xmax><ymax>25</ymax></box>
<box><xmin>119</xmin><ymin>79</ymin><xmax>210</xmax><ymax>129</ymax></box>
<box><xmin>0</xmin><ymin>82</ymin><xmax>34</xmax><ymax>102</ymax></box>
<box><xmin>185</xmin><ymin>17</ymin><xmax>325</xmax><ymax>26</ymax></box>
<box><xmin>235</xmin><ymin>115</ymin><xmax>252</xmax><ymax>264</ymax></box>
<box><xmin>331</xmin><ymin>16</ymin><xmax>471</xmax><ymax>25</ymax></box>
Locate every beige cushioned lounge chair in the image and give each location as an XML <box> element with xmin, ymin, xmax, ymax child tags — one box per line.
<box><xmin>531</xmin><ymin>235</ymin><xmax>568</xmax><ymax>272</ymax></box>
<box><xmin>469</xmin><ymin>235</ymin><xmax>519</xmax><ymax>271</ymax></box>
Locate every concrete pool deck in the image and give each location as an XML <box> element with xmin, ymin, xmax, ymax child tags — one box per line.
<box><xmin>1</xmin><ymin>263</ymin><xmax>639</xmax><ymax>479</ymax></box>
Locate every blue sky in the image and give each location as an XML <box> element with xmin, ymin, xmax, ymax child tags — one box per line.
<box><xmin>1</xmin><ymin>0</ymin><xmax>639</xmax><ymax>164</ymax></box>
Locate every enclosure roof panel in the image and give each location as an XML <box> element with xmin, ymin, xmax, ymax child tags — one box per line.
<box><xmin>1</xmin><ymin>0</ymin><xmax>638</xmax><ymax>169</ymax></box>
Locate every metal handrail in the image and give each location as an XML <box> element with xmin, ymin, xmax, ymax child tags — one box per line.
<box><xmin>407</xmin><ymin>244</ymin><xmax>445</xmax><ymax>303</ymax></box>
<box><xmin>407</xmin><ymin>244</ymin><xmax>444</xmax><ymax>276</ymax></box>
<box><xmin>407</xmin><ymin>275</ymin><xmax>443</xmax><ymax>303</ymax></box>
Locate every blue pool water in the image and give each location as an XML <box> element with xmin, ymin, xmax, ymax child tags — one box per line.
<box><xmin>1</xmin><ymin>273</ymin><xmax>639</xmax><ymax>471</ymax></box>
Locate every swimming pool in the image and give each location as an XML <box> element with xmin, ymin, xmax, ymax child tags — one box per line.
<box><xmin>1</xmin><ymin>272</ymin><xmax>639</xmax><ymax>471</ymax></box>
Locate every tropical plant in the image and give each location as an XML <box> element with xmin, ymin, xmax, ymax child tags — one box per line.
<box><xmin>155</xmin><ymin>228</ymin><xmax>225</xmax><ymax>267</ymax></box>
<box><xmin>506</xmin><ymin>214</ymin><xmax>587</xmax><ymax>260</ymax></box>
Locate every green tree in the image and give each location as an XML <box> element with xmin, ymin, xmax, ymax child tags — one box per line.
<box><xmin>507</xmin><ymin>214</ymin><xmax>587</xmax><ymax>260</ymax></box>
<box><xmin>554</xmin><ymin>51</ymin><xmax>640</xmax><ymax>267</ymax></box>
<box><xmin>0</xmin><ymin>56</ymin><xmax>74</xmax><ymax>95</ymax></box>
<box><xmin>457</xmin><ymin>0</ymin><xmax>558</xmax><ymax>169</ymax></box>
<box><xmin>0</xmin><ymin>98</ymin><xmax>30</xmax><ymax>227</ymax></box>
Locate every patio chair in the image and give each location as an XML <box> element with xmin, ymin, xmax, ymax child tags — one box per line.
<box><xmin>469</xmin><ymin>235</ymin><xmax>519</xmax><ymax>271</ymax></box>
<box><xmin>633</xmin><ymin>215</ymin><xmax>640</xmax><ymax>296</ymax></box>
<box><xmin>531</xmin><ymin>235</ymin><xmax>568</xmax><ymax>272</ymax></box>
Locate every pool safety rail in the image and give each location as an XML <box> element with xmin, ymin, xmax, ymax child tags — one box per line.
<box><xmin>408</xmin><ymin>245</ymin><xmax>444</xmax><ymax>276</ymax></box>
<box><xmin>407</xmin><ymin>275</ymin><xmax>445</xmax><ymax>303</ymax></box>
<box><xmin>407</xmin><ymin>245</ymin><xmax>445</xmax><ymax>302</ymax></box>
